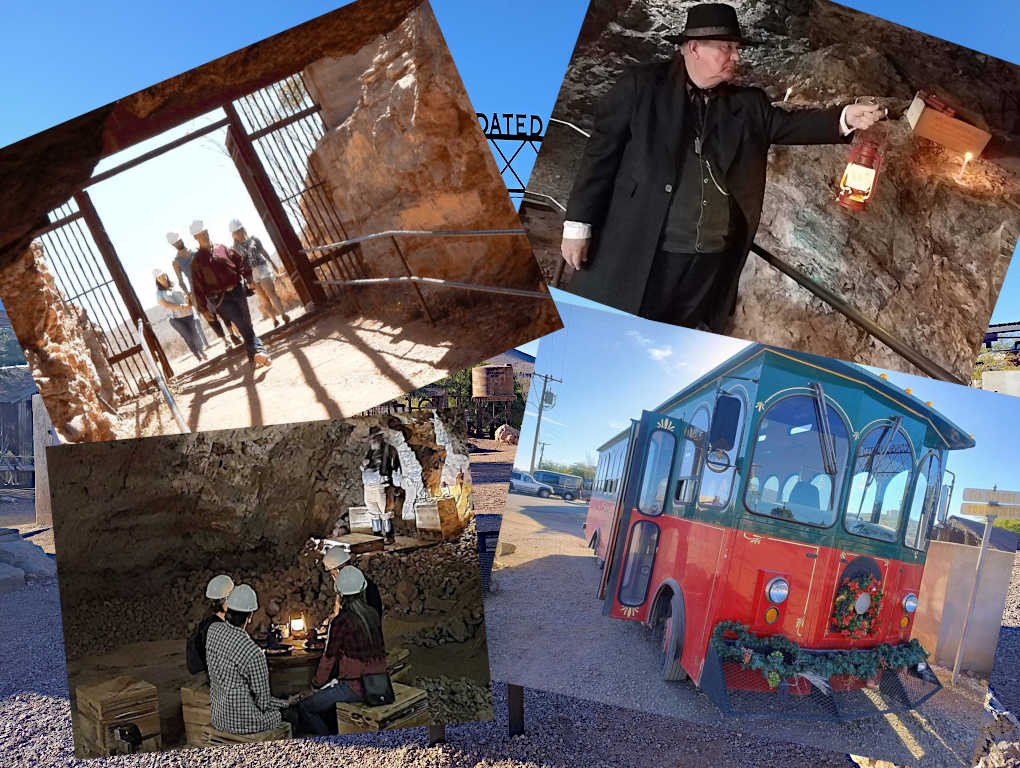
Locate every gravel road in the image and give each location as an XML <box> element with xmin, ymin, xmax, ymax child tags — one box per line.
<box><xmin>485</xmin><ymin>492</ymin><xmax>992</xmax><ymax>767</ymax></box>
<box><xmin>468</xmin><ymin>439</ymin><xmax>514</xmax><ymax>516</ymax></box>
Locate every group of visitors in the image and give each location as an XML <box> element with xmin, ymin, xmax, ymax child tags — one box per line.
<box><xmin>186</xmin><ymin>548</ymin><xmax>389</xmax><ymax>738</ymax></box>
<box><xmin>156</xmin><ymin>219</ymin><xmax>290</xmax><ymax>370</ymax></box>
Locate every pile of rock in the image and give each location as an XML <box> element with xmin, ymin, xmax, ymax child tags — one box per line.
<box><xmin>405</xmin><ymin>604</ymin><xmax>486</xmax><ymax>647</ymax></box>
<box><xmin>495</xmin><ymin>424</ymin><xmax>519</xmax><ymax>445</ymax></box>
<box><xmin>0</xmin><ymin>528</ymin><xmax>57</xmax><ymax>594</ymax></box>
<box><xmin>415</xmin><ymin>675</ymin><xmax>494</xmax><ymax>725</ymax></box>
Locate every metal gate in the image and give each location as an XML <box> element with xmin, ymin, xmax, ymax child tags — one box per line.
<box><xmin>33</xmin><ymin>196</ymin><xmax>166</xmax><ymax>397</ymax></box>
<box><xmin>229</xmin><ymin>74</ymin><xmax>368</xmax><ymax>306</ymax></box>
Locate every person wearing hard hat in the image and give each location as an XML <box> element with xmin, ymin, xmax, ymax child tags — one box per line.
<box><xmin>154</xmin><ymin>268</ymin><xmax>207</xmax><ymax>363</ymax></box>
<box><xmin>205</xmin><ymin>583</ymin><xmax>301</xmax><ymax>734</ymax></box>
<box><xmin>322</xmin><ymin>547</ymin><xmax>384</xmax><ymax>620</ymax></box>
<box><xmin>229</xmin><ymin>219</ymin><xmax>290</xmax><ymax>328</ymax></box>
<box><xmin>167</xmin><ymin>231</ymin><xmax>237</xmax><ymax>351</ymax></box>
<box><xmin>188</xmin><ymin>220</ymin><xmax>271</xmax><ymax>370</ymax></box>
<box><xmin>298</xmin><ymin>566</ymin><xmax>388</xmax><ymax>735</ymax></box>
<box><xmin>185</xmin><ymin>574</ymin><xmax>234</xmax><ymax>676</ymax></box>
<box><xmin>361</xmin><ymin>428</ymin><xmax>401</xmax><ymax>544</ymax></box>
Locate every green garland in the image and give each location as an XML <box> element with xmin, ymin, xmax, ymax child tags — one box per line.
<box><xmin>710</xmin><ymin>621</ymin><xmax>930</xmax><ymax>689</ymax></box>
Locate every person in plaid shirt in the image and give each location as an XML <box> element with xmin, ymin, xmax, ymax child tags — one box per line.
<box><xmin>205</xmin><ymin>584</ymin><xmax>299</xmax><ymax>734</ymax></box>
<box><xmin>298</xmin><ymin>566</ymin><xmax>388</xmax><ymax>735</ymax></box>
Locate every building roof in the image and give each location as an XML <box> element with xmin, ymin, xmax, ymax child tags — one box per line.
<box><xmin>0</xmin><ymin>366</ymin><xmax>37</xmax><ymax>404</ymax></box>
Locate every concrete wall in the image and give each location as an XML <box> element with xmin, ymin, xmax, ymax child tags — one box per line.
<box><xmin>912</xmin><ymin>539</ymin><xmax>1014</xmax><ymax>675</ymax></box>
<box><xmin>980</xmin><ymin>370</ymin><xmax>1020</xmax><ymax>397</ymax></box>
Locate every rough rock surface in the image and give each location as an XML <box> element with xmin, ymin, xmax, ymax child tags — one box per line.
<box><xmin>0</xmin><ymin>244</ymin><xmax>127</xmax><ymax>442</ymax></box>
<box><xmin>305</xmin><ymin>5</ymin><xmax>559</xmax><ymax>327</ymax></box>
<box><xmin>47</xmin><ymin>410</ymin><xmax>475</xmax><ymax>659</ymax></box>
<box><xmin>415</xmin><ymin>675</ymin><xmax>494</xmax><ymax>725</ymax></box>
<box><xmin>526</xmin><ymin>0</ymin><xmax>1020</xmax><ymax>382</ymax></box>
<box><xmin>0</xmin><ymin>538</ymin><xmax>57</xmax><ymax>581</ymax></box>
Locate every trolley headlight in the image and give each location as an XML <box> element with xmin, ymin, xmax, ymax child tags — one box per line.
<box><xmin>902</xmin><ymin>593</ymin><xmax>918</xmax><ymax>614</ymax></box>
<box><xmin>765</xmin><ymin>577</ymin><xmax>789</xmax><ymax>604</ymax></box>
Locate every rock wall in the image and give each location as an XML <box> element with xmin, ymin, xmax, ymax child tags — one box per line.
<box><xmin>528</xmin><ymin>0</ymin><xmax>1020</xmax><ymax>381</ymax></box>
<box><xmin>0</xmin><ymin>244</ymin><xmax>127</xmax><ymax>442</ymax></box>
<box><xmin>303</xmin><ymin>5</ymin><xmax>557</xmax><ymax>323</ymax></box>
<box><xmin>48</xmin><ymin>411</ymin><xmax>477</xmax><ymax>658</ymax></box>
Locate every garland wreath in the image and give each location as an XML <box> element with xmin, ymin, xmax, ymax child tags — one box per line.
<box><xmin>710</xmin><ymin>621</ymin><xmax>929</xmax><ymax>690</ymax></box>
<box><xmin>829</xmin><ymin>573</ymin><xmax>884</xmax><ymax>639</ymax></box>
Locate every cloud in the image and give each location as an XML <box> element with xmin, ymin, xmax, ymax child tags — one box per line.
<box><xmin>525</xmin><ymin>410</ymin><xmax>567</xmax><ymax>428</ymax></box>
<box><xmin>608</xmin><ymin>419</ymin><xmax>628</xmax><ymax>430</ymax></box>
<box><xmin>648</xmin><ymin>345</ymin><xmax>672</xmax><ymax>361</ymax></box>
<box><xmin>626</xmin><ymin>329</ymin><xmax>652</xmax><ymax>346</ymax></box>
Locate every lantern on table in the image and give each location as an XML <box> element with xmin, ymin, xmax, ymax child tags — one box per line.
<box><xmin>837</xmin><ymin>136</ymin><xmax>883</xmax><ymax>210</ymax></box>
<box><xmin>289</xmin><ymin>614</ymin><xmax>307</xmax><ymax>639</ymax></box>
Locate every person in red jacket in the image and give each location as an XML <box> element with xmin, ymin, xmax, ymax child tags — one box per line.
<box><xmin>188</xmin><ymin>219</ymin><xmax>271</xmax><ymax>369</ymax></box>
<box><xmin>298</xmin><ymin>566</ymin><xmax>387</xmax><ymax>735</ymax></box>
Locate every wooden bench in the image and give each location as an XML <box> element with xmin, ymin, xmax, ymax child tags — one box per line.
<box><xmin>387</xmin><ymin>647</ymin><xmax>412</xmax><ymax>683</ymax></box>
<box><xmin>336</xmin><ymin>682</ymin><xmax>430</xmax><ymax>734</ymax></box>
<box><xmin>206</xmin><ymin>721</ymin><xmax>292</xmax><ymax>745</ymax></box>
<box><xmin>76</xmin><ymin>676</ymin><xmax>161</xmax><ymax>756</ymax></box>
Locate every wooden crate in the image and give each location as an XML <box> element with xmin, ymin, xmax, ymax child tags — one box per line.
<box><xmin>415</xmin><ymin>497</ymin><xmax>462</xmax><ymax>539</ymax></box>
<box><xmin>336</xmin><ymin>682</ymin><xmax>430</xmax><ymax>734</ymax></box>
<box><xmin>206</xmin><ymin>721</ymin><xmax>291</xmax><ymax>745</ymax></box>
<box><xmin>331</xmin><ymin>532</ymin><xmax>385</xmax><ymax>555</ymax></box>
<box><xmin>76</xmin><ymin>676</ymin><xmax>162</xmax><ymax>756</ymax></box>
<box><xmin>180</xmin><ymin>683</ymin><xmax>211</xmax><ymax>747</ymax></box>
<box><xmin>387</xmin><ymin>647</ymin><xmax>412</xmax><ymax>683</ymax></box>
<box><xmin>348</xmin><ymin>506</ymin><xmax>374</xmax><ymax>534</ymax></box>
<box><xmin>267</xmin><ymin>647</ymin><xmax>322</xmax><ymax>697</ymax></box>
<box><xmin>905</xmin><ymin>92</ymin><xmax>992</xmax><ymax>157</ymax></box>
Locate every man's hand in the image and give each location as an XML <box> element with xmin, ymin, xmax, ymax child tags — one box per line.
<box><xmin>845</xmin><ymin>103</ymin><xmax>886</xmax><ymax>131</ymax></box>
<box><xmin>561</xmin><ymin>237</ymin><xmax>590</xmax><ymax>270</ymax></box>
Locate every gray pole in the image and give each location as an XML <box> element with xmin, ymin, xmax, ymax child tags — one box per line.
<box><xmin>952</xmin><ymin>513</ymin><xmax>996</xmax><ymax>685</ymax></box>
<box><xmin>529</xmin><ymin>376</ymin><xmax>549</xmax><ymax>475</ymax></box>
<box><xmin>538</xmin><ymin>441</ymin><xmax>548</xmax><ymax>470</ymax></box>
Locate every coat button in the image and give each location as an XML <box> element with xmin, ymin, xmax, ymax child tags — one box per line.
<box><xmin>664</xmin><ymin>184</ymin><xmax>673</xmax><ymax>193</ymax></box>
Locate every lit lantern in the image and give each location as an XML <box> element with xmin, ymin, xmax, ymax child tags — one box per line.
<box><xmin>837</xmin><ymin>138</ymin><xmax>883</xmax><ymax>210</ymax></box>
<box><xmin>289</xmin><ymin>615</ymin><xmax>306</xmax><ymax>637</ymax></box>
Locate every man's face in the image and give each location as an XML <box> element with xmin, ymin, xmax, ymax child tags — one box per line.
<box><xmin>195</xmin><ymin>231</ymin><xmax>211</xmax><ymax>249</ymax></box>
<box><xmin>687</xmin><ymin>39</ymin><xmax>741</xmax><ymax>87</ymax></box>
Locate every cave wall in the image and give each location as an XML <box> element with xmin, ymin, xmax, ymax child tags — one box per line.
<box><xmin>302</xmin><ymin>4</ymin><xmax>557</xmax><ymax>322</ymax></box>
<box><xmin>528</xmin><ymin>0</ymin><xmax>1020</xmax><ymax>381</ymax></box>
<box><xmin>0</xmin><ymin>244</ymin><xmax>128</xmax><ymax>442</ymax></box>
<box><xmin>48</xmin><ymin>410</ymin><xmax>474</xmax><ymax>659</ymax></box>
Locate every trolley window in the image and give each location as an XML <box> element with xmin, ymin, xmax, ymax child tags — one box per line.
<box><xmin>845</xmin><ymin>421</ymin><xmax>914</xmax><ymax>543</ymax></box>
<box><xmin>618</xmin><ymin>520</ymin><xmax>660</xmax><ymax>606</ymax></box>
<box><xmin>905</xmin><ymin>451</ymin><xmax>942</xmax><ymax>551</ymax></box>
<box><xmin>638</xmin><ymin>429</ymin><xmax>676</xmax><ymax>516</ymax></box>
<box><xmin>745</xmin><ymin>394</ymin><xmax>850</xmax><ymax>526</ymax></box>
<box><xmin>699</xmin><ymin>393</ymin><xmax>746</xmax><ymax>509</ymax></box>
<box><xmin>674</xmin><ymin>406</ymin><xmax>709</xmax><ymax>505</ymax></box>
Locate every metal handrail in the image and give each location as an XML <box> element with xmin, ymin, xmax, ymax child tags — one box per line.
<box><xmin>301</xmin><ymin>228</ymin><xmax>526</xmax><ymax>255</ymax></box>
<box><xmin>316</xmin><ymin>275</ymin><xmax>551</xmax><ymax>299</ymax></box>
<box><xmin>137</xmin><ymin>319</ymin><xmax>189</xmax><ymax>434</ymax></box>
<box><xmin>548</xmin><ymin>118</ymin><xmax>592</xmax><ymax>139</ymax></box>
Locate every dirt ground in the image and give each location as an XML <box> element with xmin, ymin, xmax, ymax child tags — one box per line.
<box><xmin>485</xmin><ymin>491</ymin><xmax>990</xmax><ymax>767</ymax></box>
<box><xmin>126</xmin><ymin>299</ymin><xmax>557</xmax><ymax>438</ymax></box>
<box><xmin>467</xmin><ymin>438</ymin><xmax>515</xmax><ymax>516</ymax></box>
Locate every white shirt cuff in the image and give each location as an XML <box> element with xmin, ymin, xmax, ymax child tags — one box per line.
<box><xmin>839</xmin><ymin>106</ymin><xmax>853</xmax><ymax>136</ymax></box>
<box><xmin>563</xmin><ymin>220</ymin><xmax>592</xmax><ymax>239</ymax></box>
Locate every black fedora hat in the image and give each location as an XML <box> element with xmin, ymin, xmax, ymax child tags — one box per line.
<box><xmin>679</xmin><ymin>3</ymin><xmax>747</xmax><ymax>44</ymax></box>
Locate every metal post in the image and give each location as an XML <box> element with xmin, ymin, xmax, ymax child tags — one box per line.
<box><xmin>427</xmin><ymin>724</ymin><xmax>446</xmax><ymax>745</ymax></box>
<box><xmin>952</xmin><ymin>513</ymin><xmax>996</xmax><ymax>685</ymax></box>
<box><xmin>223</xmin><ymin>102</ymin><xmax>325</xmax><ymax>308</ymax></box>
<box><xmin>137</xmin><ymin>320</ymin><xmax>190</xmax><ymax>435</ymax></box>
<box><xmin>389</xmin><ymin>236</ymin><xmax>435</xmax><ymax>325</ymax></box>
<box><xmin>507</xmin><ymin>683</ymin><xmax>525</xmax><ymax>736</ymax></box>
<box><xmin>73</xmin><ymin>190</ymin><xmax>175</xmax><ymax>382</ymax></box>
<box><xmin>538</xmin><ymin>441</ymin><xmax>548</xmax><ymax>470</ymax></box>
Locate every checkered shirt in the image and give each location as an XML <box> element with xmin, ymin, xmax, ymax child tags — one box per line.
<box><xmin>205</xmin><ymin>620</ymin><xmax>288</xmax><ymax>734</ymax></box>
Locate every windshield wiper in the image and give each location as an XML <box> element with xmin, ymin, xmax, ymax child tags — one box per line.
<box><xmin>810</xmin><ymin>382</ymin><xmax>838</xmax><ymax>476</ymax></box>
<box><xmin>851</xmin><ymin>415</ymin><xmax>903</xmax><ymax>521</ymax></box>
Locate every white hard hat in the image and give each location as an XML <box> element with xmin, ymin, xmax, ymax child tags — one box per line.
<box><xmin>228</xmin><ymin>218</ymin><xmax>244</xmax><ymax>233</ymax></box>
<box><xmin>322</xmin><ymin>546</ymin><xmax>351</xmax><ymax>570</ymax></box>
<box><xmin>189</xmin><ymin>219</ymin><xmax>206</xmax><ymax>237</ymax></box>
<box><xmin>153</xmin><ymin>267</ymin><xmax>169</xmax><ymax>280</ymax></box>
<box><xmin>206</xmin><ymin>574</ymin><xmax>235</xmax><ymax>599</ymax></box>
<box><xmin>166</xmin><ymin>231</ymin><xmax>181</xmax><ymax>245</ymax></box>
<box><xmin>335</xmin><ymin>566</ymin><xmax>367</xmax><ymax>596</ymax></box>
<box><xmin>225</xmin><ymin>583</ymin><xmax>259</xmax><ymax>612</ymax></box>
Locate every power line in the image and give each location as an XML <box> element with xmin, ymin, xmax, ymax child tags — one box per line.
<box><xmin>529</xmin><ymin>373</ymin><xmax>562</xmax><ymax>474</ymax></box>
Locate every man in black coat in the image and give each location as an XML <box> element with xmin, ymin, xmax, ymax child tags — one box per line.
<box><xmin>560</xmin><ymin>3</ymin><xmax>886</xmax><ymax>332</ymax></box>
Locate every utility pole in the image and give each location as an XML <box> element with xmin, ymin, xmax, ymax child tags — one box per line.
<box><xmin>529</xmin><ymin>373</ymin><xmax>562</xmax><ymax>474</ymax></box>
<box><xmin>537</xmin><ymin>441</ymin><xmax>549</xmax><ymax>470</ymax></box>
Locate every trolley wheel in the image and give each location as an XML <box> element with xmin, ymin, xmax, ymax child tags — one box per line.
<box><xmin>655</xmin><ymin>594</ymin><xmax>688</xmax><ymax>682</ymax></box>
<box><xmin>538</xmin><ymin>488</ymin><xmax>551</xmax><ymax>499</ymax></box>
<box><xmin>563</xmin><ymin>492</ymin><xmax>575</xmax><ymax>502</ymax></box>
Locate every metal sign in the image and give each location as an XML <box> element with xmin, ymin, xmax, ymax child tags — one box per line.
<box><xmin>960</xmin><ymin>502</ymin><xmax>1020</xmax><ymax>519</ymax></box>
<box><xmin>963</xmin><ymin>487</ymin><xmax>1020</xmax><ymax>505</ymax></box>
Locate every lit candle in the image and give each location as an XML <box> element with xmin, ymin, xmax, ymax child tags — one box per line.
<box><xmin>784</xmin><ymin>87</ymin><xmax>792</xmax><ymax>103</ymax></box>
<box><xmin>957</xmin><ymin>151</ymin><xmax>973</xmax><ymax>181</ymax></box>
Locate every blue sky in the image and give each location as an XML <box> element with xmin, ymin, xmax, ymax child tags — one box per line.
<box><xmin>518</xmin><ymin>299</ymin><xmax>1020</xmax><ymax>521</ymax></box>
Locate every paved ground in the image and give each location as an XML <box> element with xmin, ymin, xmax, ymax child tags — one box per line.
<box><xmin>124</xmin><ymin>299</ymin><xmax>558</xmax><ymax>438</ymax></box>
<box><xmin>485</xmin><ymin>492</ymin><xmax>990</xmax><ymax>767</ymax></box>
